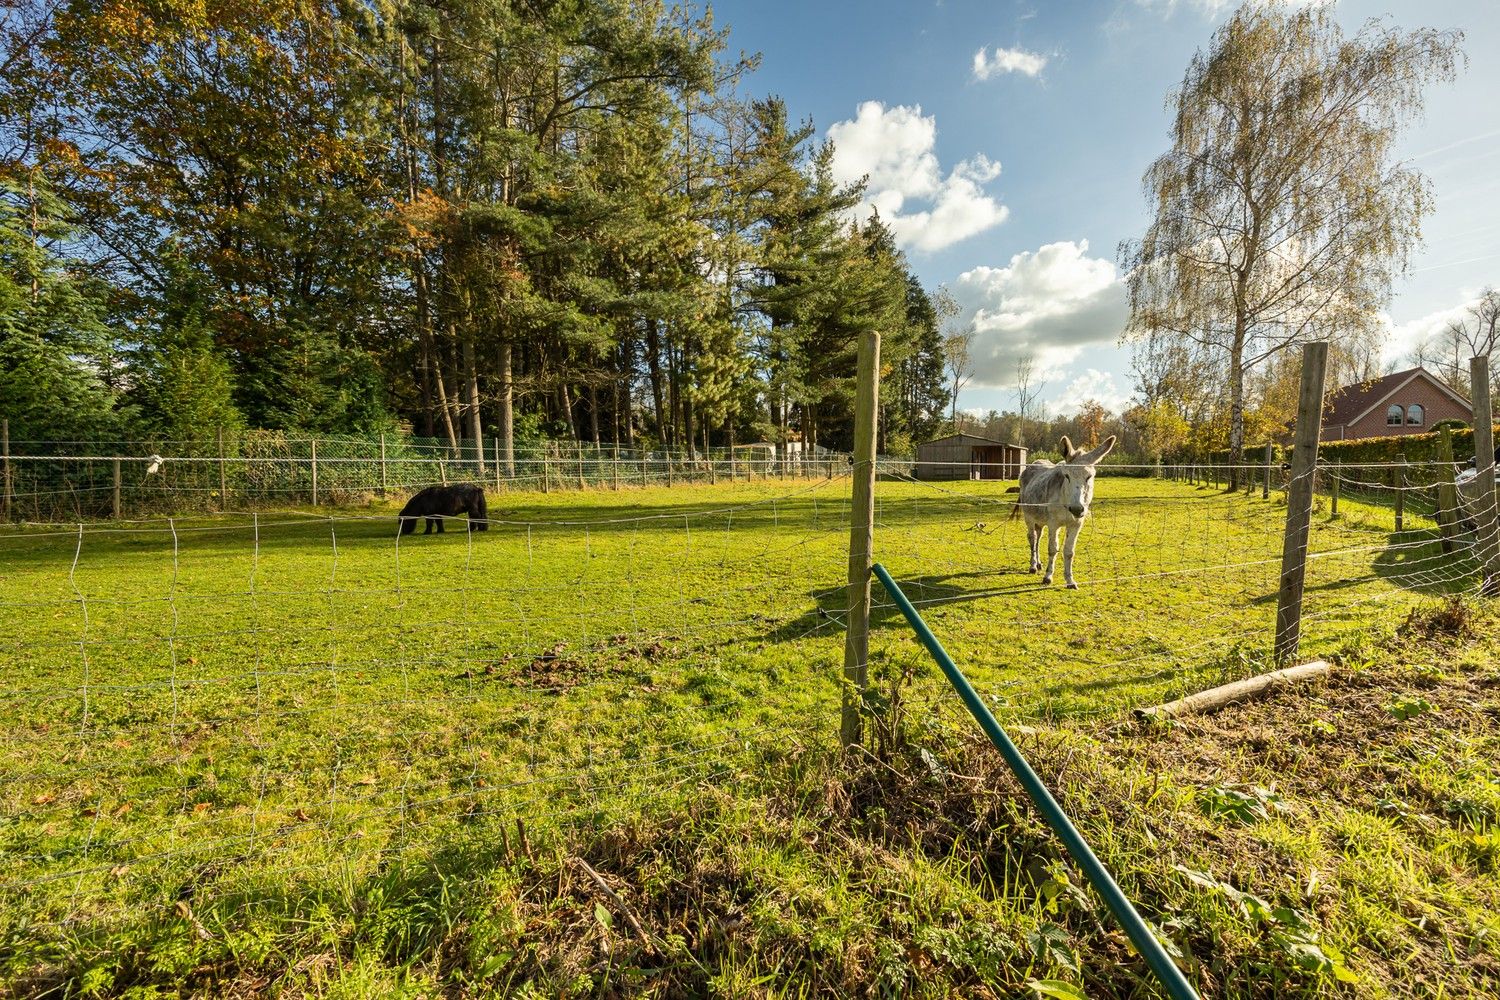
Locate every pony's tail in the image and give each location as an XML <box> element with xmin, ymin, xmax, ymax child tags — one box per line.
<box><xmin>473</xmin><ymin>488</ymin><xmax>489</xmax><ymax>531</ymax></box>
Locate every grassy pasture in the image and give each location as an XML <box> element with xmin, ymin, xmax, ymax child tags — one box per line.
<box><xmin>0</xmin><ymin>474</ymin><xmax>1490</xmax><ymax>997</ymax></box>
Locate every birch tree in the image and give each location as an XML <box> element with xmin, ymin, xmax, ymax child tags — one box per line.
<box><xmin>1121</xmin><ymin>4</ymin><xmax>1462</xmax><ymax>485</ymax></box>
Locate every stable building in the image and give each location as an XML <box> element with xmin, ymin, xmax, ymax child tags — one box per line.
<box><xmin>1321</xmin><ymin>366</ymin><xmax>1470</xmax><ymax>441</ymax></box>
<box><xmin>913</xmin><ymin>433</ymin><xmax>1028</xmax><ymax>481</ymax></box>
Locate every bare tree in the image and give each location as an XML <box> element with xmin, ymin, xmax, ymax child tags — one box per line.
<box><xmin>1120</xmin><ymin>5</ymin><xmax>1463</xmax><ymax>486</ymax></box>
<box><xmin>932</xmin><ymin>284</ymin><xmax>973</xmax><ymax>421</ymax></box>
<box><xmin>1012</xmin><ymin>353</ymin><xmax>1045</xmax><ymax>449</ymax></box>
<box><xmin>1406</xmin><ymin>290</ymin><xmax>1500</xmax><ymax>397</ymax></box>
<box><xmin>1449</xmin><ymin>287</ymin><xmax>1500</xmax><ymax>362</ymax></box>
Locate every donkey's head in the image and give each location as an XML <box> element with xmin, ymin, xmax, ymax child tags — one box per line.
<box><xmin>1056</xmin><ymin>435</ymin><xmax>1116</xmax><ymax>519</ymax></box>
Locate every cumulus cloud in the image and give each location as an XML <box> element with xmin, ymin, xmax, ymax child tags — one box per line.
<box><xmin>827</xmin><ymin>102</ymin><xmax>1008</xmax><ymax>253</ymax></box>
<box><xmin>1054</xmin><ymin>369</ymin><xmax>1133</xmax><ymax>415</ymax></box>
<box><xmin>972</xmin><ymin>46</ymin><xmax>1048</xmax><ymax>80</ymax></box>
<box><xmin>950</xmin><ymin>240</ymin><xmax>1130</xmax><ymax>389</ymax></box>
<box><xmin>1379</xmin><ymin>297</ymin><xmax>1486</xmax><ymax>367</ymax></box>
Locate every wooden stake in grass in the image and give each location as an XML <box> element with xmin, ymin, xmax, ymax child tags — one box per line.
<box><xmin>1275</xmin><ymin>341</ymin><xmax>1328</xmax><ymax>665</ymax></box>
<box><xmin>1436</xmin><ymin>426</ymin><xmax>1459</xmax><ymax>554</ymax></box>
<box><xmin>1470</xmin><ymin>356</ymin><xmax>1500</xmax><ymax>594</ymax></box>
<box><xmin>1394</xmin><ymin>454</ymin><xmax>1405</xmax><ymax>533</ymax></box>
<box><xmin>842</xmin><ymin>329</ymin><xmax>880</xmax><ymax>748</ymax></box>
<box><xmin>1</xmin><ymin>418</ymin><xmax>10</xmax><ymax>521</ymax></box>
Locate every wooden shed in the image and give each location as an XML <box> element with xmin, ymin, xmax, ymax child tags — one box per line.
<box><xmin>913</xmin><ymin>434</ymin><xmax>1028</xmax><ymax>481</ymax></box>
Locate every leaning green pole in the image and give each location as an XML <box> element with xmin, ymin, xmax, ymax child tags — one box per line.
<box><xmin>871</xmin><ymin>563</ymin><xmax>1201</xmax><ymax>1000</ymax></box>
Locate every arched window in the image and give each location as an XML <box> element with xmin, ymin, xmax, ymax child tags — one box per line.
<box><xmin>1387</xmin><ymin>404</ymin><xmax>1404</xmax><ymax>426</ymax></box>
<box><xmin>1407</xmin><ymin>404</ymin><xmax>1424</xmax><ymax>426</ymax></box>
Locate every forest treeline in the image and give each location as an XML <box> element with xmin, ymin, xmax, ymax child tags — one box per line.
<box><xmin>0</xmin><ymin>0</ymin><xmax>953</xmax><ymax>459</ymax></box>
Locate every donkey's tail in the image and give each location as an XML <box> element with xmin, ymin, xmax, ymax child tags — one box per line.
<box><xmin>1005</xmin><ymin>484</ymin><xmax>1022</xmax><ymax>521</ymax></box>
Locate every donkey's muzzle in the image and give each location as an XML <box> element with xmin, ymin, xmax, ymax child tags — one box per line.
<box><xmin>1067</xmin><ymin>505</ymin><xmax>1086</xmax><ymax>518</ymax></box>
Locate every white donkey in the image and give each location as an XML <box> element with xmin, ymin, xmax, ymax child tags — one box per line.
<box><xmin>1009</xmin><ymin>434</ymin><xmax>1115</xmax><ymax>588</ymax></box>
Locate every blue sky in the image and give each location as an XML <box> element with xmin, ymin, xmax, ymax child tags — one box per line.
<box><xmin>700</xmin><ymin>0</ymin><xmax>1500</xmax><ymax>417</ymax></box>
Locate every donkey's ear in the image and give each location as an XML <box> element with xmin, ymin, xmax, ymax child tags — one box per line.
<box><xmin>1077</xmin><ymin>435</ymin><xmax>1117</xmax><ymax>466</ymax></box>
<box><xmin>1058</xmin><ymin>435</ymin><xmax>1076</xmax><ymax>460</ymax></box>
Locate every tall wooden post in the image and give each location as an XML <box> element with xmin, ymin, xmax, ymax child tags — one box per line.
<box><xmin>1275</xmin><ymin>342</ymin><xmax>1328</xmax><ymax>665</ymax></box>
<box><xmin>1329</xmin><ymin>459</ymin><xmax>1340</xmax><ymax>517</ymax></box>
<box><xmin>1394</xmin><ymin>455</ymin><xmax>1405</xmax><ymax>533</ymax></box>
<box><xmin>1</xmin><ymin>418</ymin><xmax>9</xmax><ymax>521</ymax></box>
<box><xmin>310</xmin><ymin>438</ymin><xmax>319</xmax><ymax>506</ymax></box>
<box><xmin>216</xmin><ymin>426</ymin><xmax>227</xmax><ymax>508</ymax></box>
<box><xmin>494</xmin><ymin>438</ymin><xmax>502</xmax><ymax>490</ymax></box>
<box><xmin>1436</xmin><ymin>426</ymin><xmax>1459</xmax><ymax>554</ymax></box>
<box><xmin>842</xmin><ymin>329</ymin><xmax>881</xmax><ymax>747</ymax></box>
<box><xmin>1263</xmin><ymin>443</ymin><xmax>1273</xmax><ymax>500</ymax></box>
<box><xmin>1469</xmin><ymin>356</ymin><xmax>1500</xmax><ymax>594</ymax></box>
<box><xmin>112</xmin><ymin>458</ymin><xmax>122</xmax><ymax>519</ymax></box>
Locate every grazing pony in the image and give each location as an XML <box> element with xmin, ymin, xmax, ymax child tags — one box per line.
<box><xmin>398</xmin><ymin>484</ymin><xmax>489</xmax><ymax>535</ymax></box>
<box><xmin>1009</xmin><ymin>434</ymin><xmax>1115</xmax><ymax>588</ymax></box>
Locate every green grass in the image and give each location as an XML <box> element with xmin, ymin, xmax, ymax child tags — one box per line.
<box><xmin>0</xmin><ymin>475</ymin><xmax>1493</xmax><ymax>997</ymax></box>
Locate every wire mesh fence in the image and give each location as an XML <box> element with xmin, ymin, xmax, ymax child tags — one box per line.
<box><xmin>0</xmin><ymin>430</ymin><xmax>851</xmax><ymax>521</ymax></box>
<box><xmin>1</xmin><ymin>451</ymin><xmax>1492</xmax><ymax>971</ymax></box>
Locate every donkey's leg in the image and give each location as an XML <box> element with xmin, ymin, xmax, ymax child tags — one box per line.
<box><xmin>1062</xmin><ymin>521</ymin><xmax>1083</xmax><ymax>589</ymax></box>
<box><xmin>1042</xmin><ymin>524</ymin><xmax>1060</xmax><ymax>584</ymax></box>
<box><xmin>424</xmin><ymin>517</ymin><xmax>434</xmax><ymax>535</ymax></box>
<box><xmin>1028</xmin><ymin>523</ymin><xmax>1042</xmax><ymax>572</ymax></box>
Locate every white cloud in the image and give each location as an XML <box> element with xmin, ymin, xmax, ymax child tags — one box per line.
<box><xmin>1379</xmin><ymin>297</ymin><xmax>1485</xmax><ymax>367</ymax></box>
<box><xmin>951</xmin><ymin>239</ymin><xmax>1130</xmax><ymax>389</ymax></box>
<box><xmin>827</xmin><ymin>102</ymin><xmax>1008</xmax><ymax>253</ymax></box>
<box><xmin>972</xmin><ymin>46</ymin><xmax>1048</xmax><ymax>80</ymax></box>
<box><xmin>1054</xmin><ymin>369</ymin><xmax>1132</xmax><ymax>415</ymax></box>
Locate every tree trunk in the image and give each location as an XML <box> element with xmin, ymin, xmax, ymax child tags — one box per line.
<box><xmin>645</xmin><ymin>320</ymin><xmax>666</xmax><ymax>445</ymax></box>
<box><xmin>1228</xmin><ymin>323</ymin><xmax>1247</xmax><ymax>491</ymax></box>
<box><xmin>498</xmin><ymin>340</ymin><xmax>514</xmax><ymax>476</ymax></box>
<box><xmin>462</xmin><ymin>330</ymin><xmax>484</xmax><ymax>472</ymax></box>
<box><xmin>588</xmin><ymin>384</ymin><xmax>600</xmax><ymax>445</ymax></box>
<box><xmin>560</xmin><ymin>381</ymin><xmax>578</xmax><ymax>440</ymax></box>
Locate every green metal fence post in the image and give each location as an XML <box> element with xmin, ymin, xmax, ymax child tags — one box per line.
<box><xmin>871</xmin><ymin>563</ymin><xmax>1200</xmax><ymax>1000</ymax></box>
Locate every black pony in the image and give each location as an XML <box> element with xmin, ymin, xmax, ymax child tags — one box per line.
<box><xmin>398</xmin><ymin>484</ymin><xmax>489</xmax><ymax>534</ymax></box>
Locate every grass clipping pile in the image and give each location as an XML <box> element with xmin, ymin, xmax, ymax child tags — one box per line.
<box><xmin>376</xmin><ymin>602</ymin><xmax>1499</xmax><ymax>999</ymax></box>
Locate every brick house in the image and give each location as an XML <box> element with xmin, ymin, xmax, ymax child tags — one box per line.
<box><xmin>1321</xmin><ymin>366</ymin><xmax>1470</xmax><ymax>441</ymax></box>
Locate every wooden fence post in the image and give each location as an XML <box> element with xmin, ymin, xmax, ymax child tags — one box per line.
<box><xmin>1436</xmin><ymin>426</ymin><xmax>1459</xmax><ymax>554</ymax></box>
<box><xmin>310</xmin><ymin>438</ymin><xmax>319</xmax><ymax>506</ymax></box>
<box><xmin>1</xmin><ymin>418</ymin><xmax>9</xmax><ymax>520</ymax></box>
<box><xmin>1330</xmin><ymin>459</ymin><xmax>1340</xmax><ymax>517</ymax></box>
<box><xmin>217</xmin><ymin>426</ymin><xmax>227</xmax><ymax>508</ymax></box>
<box><xmin>112</xmin><ymin>458</ymin><xmax>122</xmax><ymax>519</ymax></box>
<box><xmin>1275</xmin><ymin>341</ymin><xmax>1329</xmax><ymax>665</ymax></box>
<box><xmin>842</xmin><ymin>329</ymin><xmax>881</xmax><ymax>748</ymax></box>
<box><xmin>439</xmin><ymin>458</ymin><xmax>448</xmax><ymax>486</ymax></box>
<box><xmin>1263</xmin><ymin>443</ymin><xmax>1272</xmax><ymax>500</ymax></box>
<box><xmin>1394</xmin><ymin>455</ymin><xmax>1405</xmax><ymax>533</ymax></box>
<box><xmin>1469</xmin><ymin>356</ymin><xmax>1500</xmax><ymax>594</ymax></box>
<box><xmin>612</xmin><ymin>444</ymin><xmax>620</xmax><ymax>491</ymax></box>
<box><xmin>494</xmin><ymin>438</ymin><xmax>502</xmax><ymax>491</ymax></box>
